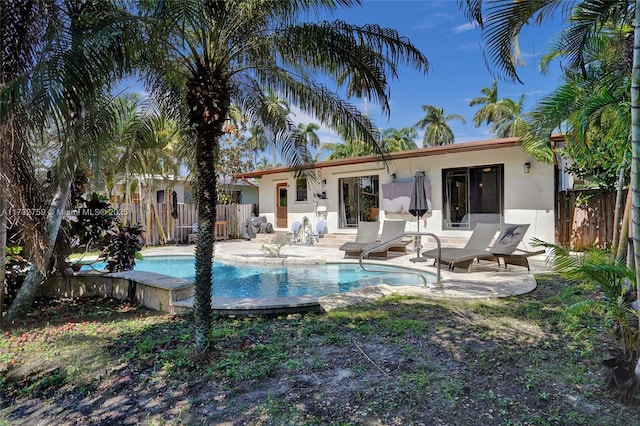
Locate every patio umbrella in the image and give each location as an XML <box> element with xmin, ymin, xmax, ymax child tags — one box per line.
<box><xmin>409</xmin><ymin>171</ymin><xmax>429</xmax><ymax>262</ymax></box>
<box><xmin>171</xmin><ymin>191</ymin><xmax>179</xmax><ymax>219</ymax></box>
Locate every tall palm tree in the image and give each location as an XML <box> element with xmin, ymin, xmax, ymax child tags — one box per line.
<box><xmin>415</xmin><ymin>105</ymin><xmax>466</xmax><ymax>147</ymax></box>
<box><xmin>2</xmin><ymin>1</ymin><xmax>137</xmax><ymax>322</ymax></box>
<box><xmin>469</xmin><ymin>79</ymin><xmax>501</xmax><ymax>127</ymax></box>
<box><xmin>468</xmin><ymin>79</ymin><xmax>527</xmax><ymax>137</ymax></box>
<box><xmin>381</xmin><ymin>127</ymin><xmax>418</xmax><ymax>151</ymax></box>
<box><xmin>493</xmin><ymin>94</ymin><xmax>529</xmax><ymax>138</ymax></box>
<box><xmin>297</xmin><ymin>122</ymin><xmax>321</xmax><ymax>149</ymax></box>
<box><xmin>246</xmin><ymin>124</ymin><xmax>269</xmax><ymax>166</ymax></box>
<box><xmin>263</xmin><ymin>89</ymin><xmax>292</xmax><ymax>166</ymax></box>
<box><xmin>141</xmin><ymin>1</ymin><xmax>428</xmax><ymax>351</ymax></box>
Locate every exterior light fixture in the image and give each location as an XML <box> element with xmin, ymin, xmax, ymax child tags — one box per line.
<box><xmin>390</xmin><ymin>173</ymin><xmax>397</xmax><ymax>182</ymax></box>
<box><xmin>523</xmin><ymin>162</ymin><xmax>531</xmax><ymax>174</ymax></box>
<box><xmin>321</xmin><ymin>179</ymin><xmax>327</xmax><ymax>185</ymax></box>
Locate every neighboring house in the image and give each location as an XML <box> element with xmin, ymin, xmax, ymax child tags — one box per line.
<box><xmin>110</xmin><ymin>175</ymin><xmax>259</xmax><ymax>206</ymax></box>
<box><xmin>235</xmin><ymin>135</ymin><xmax>565</xmax><ymax>247</ymax></box>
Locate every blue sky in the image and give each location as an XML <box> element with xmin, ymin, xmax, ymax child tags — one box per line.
<box><xmin>303</xmin><ymin>0</ymin><xmax>567</xmax><ymax>151</ymax></box>
<box><xmin>118</xmin><ymin>1</ymin><xmax>568</xmax><ymax>160</ymax></box>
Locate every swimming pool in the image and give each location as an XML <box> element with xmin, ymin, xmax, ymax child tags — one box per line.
<box><xmin>88</xmin><ymin>256</ymin><xmax>434</xmax><ymax>298</ymax></box>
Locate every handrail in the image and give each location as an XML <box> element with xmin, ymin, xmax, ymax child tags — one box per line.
<box><xmin>359</xmin><ymin>231</ymin><xmax>442</xmax><ymax>288</ymax></box>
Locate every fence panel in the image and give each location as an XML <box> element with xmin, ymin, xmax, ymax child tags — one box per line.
<box><xmin>556</xmin><ymin>190</ymin><xmax>620</xmax><ymax>250</ymax></box>
<box><xmin>116</xmin><ymin>203</ymin><xmax>256</xmax><ymax>245</ymax></box>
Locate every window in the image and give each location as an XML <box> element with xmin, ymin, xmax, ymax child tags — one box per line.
<box><xmin>443</xmin><ymin>165</ymin><xmax>503</xmax><ymax>229</ymax></box>
<box><xmin>339</xmin><ymin>175</ymin><xmax>379</xmax><ymax>228</ymax></box>
<box><xmin>296</xmin><ymin>178</ymin><xmax>308</xmax><ymax>202</ymax></box>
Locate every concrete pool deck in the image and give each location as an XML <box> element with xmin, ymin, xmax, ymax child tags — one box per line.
<box><xmin>138</xmin><ymin>239</ymin><xmax>554</xmax><ymax>313</ymax></box>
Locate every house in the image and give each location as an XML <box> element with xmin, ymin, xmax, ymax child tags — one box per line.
<box><xmin>109</xmin><ymin>175</ymin><xmax>259</xmax><ymax>206</ymax></box>
<box><xmin>235</xmin><ymin>135</ymin><xmax>564</xmax><ymax>247</ymax></box>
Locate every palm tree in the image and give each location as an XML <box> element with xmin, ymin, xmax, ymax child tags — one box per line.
<box><xmin>114</xmin><ymin>96</ymin><xmax>186</xmax><ymax>245</ymax></box>
<box><xmin>494</xmin><ymin>94</ymin><xmax>529</xmax><ymax>138</ymax></box>
<box><xmin>322</xmin><ymin>140</ymin><xmax>371</xmax><ymax>159</ymax></box>
<box><xmin>381</xmin><ymin>127</ymin><xmax>418</xmax><ymax>151</ymax></box>
<box><xmin>415</xmin><ymin>105</ymin><xmax>466</xmax><ymax>147</ymax></box>
<box><xmin>2</xmin><ymin>1</ymin><xmax>137</xmax><ymax>322</ymax></box>
<box><xmin>469</xmin><ymin>79</ymin><xmax>500</xmax><ymax>127</ymax></box>
<box><xmin>297</xmin><ymin>122</ymin><xmax>321</xmax><ymax>149</ymax></box>
<box><xmin>246</xmin><ymin>125</ymin><xmax>269</xmax><ymax>166</ymax></box>
<box><xmin>468</xmin><ymin>79</ymin><xmax>527</xmax><ymax>137</ymax></box>
<box><xmin>256</xmin><ymin>157</ymin><xmax>271</xmax><ymax>170</ymax></box>
<box><xmin>140</xmin><ymin>1</ymin><xmax>428</xmax><ymax>351</ymax></box>
<box><xmin>263</xmin><ymin>89</ymin><xmax>292</xmax><ymax>166</ymax></box>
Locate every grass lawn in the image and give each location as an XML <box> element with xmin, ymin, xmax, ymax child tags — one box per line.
<box><xmin>1</xmin><ymin>274</ymin><xmax>639</xmax><ymax>425</ymax></box>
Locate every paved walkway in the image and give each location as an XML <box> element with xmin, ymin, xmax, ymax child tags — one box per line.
<box><xmin>141</xmin><ymin>239</ymin><xmax>555</xmax><ymax>311</ymax></box>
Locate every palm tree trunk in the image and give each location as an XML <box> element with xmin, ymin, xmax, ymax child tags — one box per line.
<box><xmin>151</xmin><ymin>202</ymin><xmax>167</xmax><ymax>244</ymax></box>
<box><xmin>186</xmin><ymin>63</ymin><xmax>231</xmax><ymax>352</ymax></box>
<box><xmin>1</xmin><ymin>195</ymin><xmax>7</xmax><ymax>329</ymax></box>
<box><xmin>193</xmin><ymin>132</ymin><xmax>217</xmax><ymax>351</ymax></box>
<box><xmin>4</xmin><ymin>166</ymin><xmax>76</xmax><ymax>322</ymax></box>
<box><xmin>612</xmin><ymin>156</ymin><xmax>627</xmax><ymax>254</ymax></box>
<box><xmin>631</xmin><ymin>0</ymin><xmax>640</xmax><ymax>381</ymax></box>
<box><xmin>617</xmin><ymin>189</ymin><xmax>632</xmax><ymax>260</ymax></box>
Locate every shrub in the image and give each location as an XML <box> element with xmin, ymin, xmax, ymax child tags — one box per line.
<box><xmin>100</xmin><ymin>223</ymin><xmax>144</xmax><ymax>272</ymax></box>
<box><xmin>260</xmin><ymin>233</ymin><xmax>292</xmax><ymax>258</ymax></box>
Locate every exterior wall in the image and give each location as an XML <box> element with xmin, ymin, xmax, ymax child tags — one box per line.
<box><xmin>42</xmin><ymin>271</ymin><xmax>194</xmax><ymax>314</ymax></box>
<box><xmin>257</xmin><ymin>145</ymin><xmax>555</xmax><ymax>247</ymax></box>
<box><xmin>239</xmin><ymin>185</ymin><xmax>259</xmax><ymax>204</ymax></box>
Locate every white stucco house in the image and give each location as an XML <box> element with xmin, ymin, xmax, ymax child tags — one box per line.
<box><xmin>236</xmin><ymin>135</ymin><xmax>564</xmax><ymax>248</ymax></box>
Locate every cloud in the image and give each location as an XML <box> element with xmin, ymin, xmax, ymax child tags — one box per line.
<box><xmin>452</xmin><ymin>22</ymin><xmax>480</xmax><ymax>33</ymax></box>
<box><xmin>410</xmin><ymin>12</ymin><xmax>456</xmax><ymax>31</ymax></box>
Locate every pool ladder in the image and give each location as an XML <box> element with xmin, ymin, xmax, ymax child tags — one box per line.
<box><xmin>359</xmin><ymin>231</ymin><xmax>442</xmax><ymax>289</ymax></box>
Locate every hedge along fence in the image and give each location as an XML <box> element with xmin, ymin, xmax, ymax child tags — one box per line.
<box><xmin>115</xmin><ymin>203</ymin><xmax>255</xmax><ymax>245</ymax></box>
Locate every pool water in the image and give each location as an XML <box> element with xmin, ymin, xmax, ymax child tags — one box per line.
<box><xmin>88</xmin><ymin>256</ymin><xmax>434</xmax><ymax>299</ymax></box>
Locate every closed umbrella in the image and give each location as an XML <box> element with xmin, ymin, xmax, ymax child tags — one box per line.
<box><xmin>171</xmin><ymin>191</ymin><xmax>179</xmax><ymax>244</ymax></box>
<box><xmin>409</xmin><ymin>171</ymin><xmax>429</xmax><ymax>262</ymax></box>
<box><xmin>171</xmin><ymin>191</ymin><xmax>179</xmax><ymax>219</ymax></box>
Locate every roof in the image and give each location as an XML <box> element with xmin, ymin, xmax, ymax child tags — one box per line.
<box><xmin>235</xmin><ymin>134</ymin><xmax>565</xmax><ymax>179</ymax></box>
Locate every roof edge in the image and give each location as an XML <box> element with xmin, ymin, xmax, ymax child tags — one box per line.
<box><xmin>236</xmin><ymin>135</ymin><xmax>564</xmax><ymax>179</ymax></box>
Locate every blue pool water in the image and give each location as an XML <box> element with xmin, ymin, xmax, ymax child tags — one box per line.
<box><xmin>88</xmin><ymin>256</ymin><xmax>434</xmax><ymax>298</ymax></box>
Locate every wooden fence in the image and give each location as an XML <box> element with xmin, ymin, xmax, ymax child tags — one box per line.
<box><xmin>116</xmin><ymin>203</ymin><xmax>255</xmax><ymax>245</ymax></box>
<box><xmin>555</xmin><ymin>189</ymin><xmax>622</xmax><ymax>250</ymax></box>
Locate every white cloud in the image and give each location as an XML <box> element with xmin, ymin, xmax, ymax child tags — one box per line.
<box><xmin>452</xmin><ymin>22</ymin><xmax>480</xmax><ymax>33</ymax></box>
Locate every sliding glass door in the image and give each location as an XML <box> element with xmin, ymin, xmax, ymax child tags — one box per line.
<box><xmin>339</xmin><ymin>176</ymin><xmax>379</xmax><ymax>228</ymax></box>
<box><xmin>443</xmin><ymin>165</ymin><xmax>503</xmax><ymax>229</ymax></box>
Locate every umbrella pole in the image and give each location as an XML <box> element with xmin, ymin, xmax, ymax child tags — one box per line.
<box><xmin>411</xmin><ymin>216</ymin><xmax>428</xmax><ymax>263</ymax></box>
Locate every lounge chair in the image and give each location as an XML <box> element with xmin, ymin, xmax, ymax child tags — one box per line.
<box><xmin>289</xmin><ymin>221</ymin><xmax>302</xmax><ymax>243</ymax></box>
<box><xmin>360</xmin><ymin>219</ymin><xmax>410</xmax><ymax>259</ymax></box>
<box><xmin>422</xmin><ymin>222</ymin><xmax>499</xmax><ymax>266</ymax></box>
<box><xmin>339</xmin><ymin>221</ymin><xmax>380</xmax><ymax>257</ymax></box>
<box><xmin>430</xmin><ymin>224</ymin><xmax>539</xmax><ymax>272</ymax></box>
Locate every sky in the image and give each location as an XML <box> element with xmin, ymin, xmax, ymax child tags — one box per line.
<box><xmin>300</xmin><ymin>0</ymin><xmax>567</xmax><ymax>154</ymax></box>
<box><xmin>118</xmin><ymin>0</ymin><xmax>568</xmax><ymax>161</ymax></box>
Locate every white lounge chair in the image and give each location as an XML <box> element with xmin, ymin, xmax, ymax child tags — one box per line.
<box><xmin>339</xmin><ymin>221</ymin><xmax>380</xmax><ymax>257</ymax></box>
<box><xmin>360</xmin><ymin>220</ymin><xmax>410</xmax><ymax>259</ymax></box>
<box><xmin>429</xmin><ymin>224</ymin><xmax>538</xmax><ymax>272</ymax></box>
<box><xmin>422</xmin><ymin>222</ymin><xmax>499</xmax><ymax>267</ymax></box>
